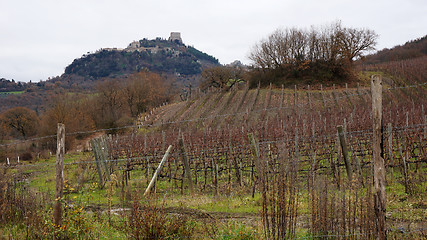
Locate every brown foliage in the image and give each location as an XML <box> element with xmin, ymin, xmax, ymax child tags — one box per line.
<box><xmin>129</xmin><ymin>195</ymin><xmax>194</xmax><ymax>239</ymax></box>
<box><xmin>92</xmin><ymin>70</ymin><xmax>169</xmax><ymax>130</ymax></box>
<box><xmin>38</xmin><ymin>94</ymin><xmax>96</xmax><ymax>150</ymax></box>
<box><xmin>0</xmin><ymin>107</ymin><xmax>39</xmax><ymax>139</ymax></box>
<box><xmin>123</xmin><ymin>71</ymin><xmax>169</xmax><ymax>117</ymax></box>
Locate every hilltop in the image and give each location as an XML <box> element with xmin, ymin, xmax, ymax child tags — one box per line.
<box><xmin>0</xmin><ymin>34</ymin><xmax>220</xmax><ymax>112</ymax></box>
<box><xmin>64</xmin><ymin>35</ymin><xmax>219</xmax><ymax>82</ymax></box>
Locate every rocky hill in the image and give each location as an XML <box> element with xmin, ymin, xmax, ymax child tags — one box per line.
<box><xmin>64</xmin><ymin>37</ymin><xmax>219</xmax><ymax>80</ymax></box>
<box><xmin>0</xmin><ymin>35</ymin><xmax>220</xmax><ymax>112</ymax></box>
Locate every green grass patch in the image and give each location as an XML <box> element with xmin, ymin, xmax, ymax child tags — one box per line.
<box><xmin>0</xmin><ymin>91</ymin><xmax>25</xmax><ymax>96</ymax></box>
<box><xmin>214</xmin><ymin>221</ymin><xmax>260</xmax><ymax>240</ymax></box>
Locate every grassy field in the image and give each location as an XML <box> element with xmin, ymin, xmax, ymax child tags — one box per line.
<box><xmin>1</xmin><ymin>148</ymin><xmax>425</xmax><ymax>239</ymax></box>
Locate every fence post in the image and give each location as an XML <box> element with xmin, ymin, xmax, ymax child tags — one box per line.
<box><xmin>248</xmin><ymin>133</ymin><xmax>261</xmax><ymax>198</ymax></box>
<box><xmin>423</xmin><ymin>104</ymin><xmax>426</xmax><ymax>139</ymax></box>
<box><xmin>91</xmin><ymin>139</ymin><xmax>104</xmax><ymax>187</ymax></box>
<box><xmin>387</xmin><ymin>123</ymin><xmax>394</xmax><ymax>165</ymax></box>
<box><xmin>387</xmin><ymin>123</ymin><xmax>394</xmax><ymax>184</ymax></box>
<box><xmin>371</xmin><ymin>75</ymin><xmax>386</xmax><ymax>240</ymax></box>
<box><xmin>337</xmin><ymin>125</ymin><xmax>352</xmax><ymax>181</ymax></box>
<box><xmin>144</xmin><ymin>145</ymin><xmax>172</xmax><ymax>197</ymax></box>
<box><xmin>229</xmin><ymin>134</ymin><xmax>242</xmax><ymax>186</ymax></box>
<box><xmin>179</xmin><ymin>135</ymin><xmax>194</xmax><ymax>195</ymax></box>
<box><xmin>280</xmin><ymin>84</ymin><xmax>284</xmax><ymax>109</ymax></box>
<box><xmin>54</xmin><ymin>123</ymin><xmax>65</xmax><ymax>236</ymax></box>
<box><xmin>320</xmin><ymin>84</ymin><xmax>326</xmax><ymax>109</ymax></box>
<box><xmin>294</xmin><ymin>85</ymin><xmax>297</xmax><ymax>106</ymax></box>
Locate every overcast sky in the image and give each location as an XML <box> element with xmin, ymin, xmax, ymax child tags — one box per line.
<box><xmin>1</xmin><ymin>0</ymin><xmax>426</xmax><ymax>82</ymax></box>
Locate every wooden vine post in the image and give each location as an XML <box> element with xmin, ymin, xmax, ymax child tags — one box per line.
<box><xmin>144</xmin><ymin>145</ymin><xmax>172</xmax><ymax>197</ymax></box>
<box><xmin>54</xmin><ymin>123</ymin><xmax>65</xmax><ymax>238</ymax></box>
<box><xmin>179</xmin><ymin>135</ymin><xmax>194</xmax><ymax>195</ymax></box>
<box><xmin>248</xmin><ymin>133</ymin><xmax>262</xmax><ymax>198</ymax></box>
<box><xmin>371</xmin><ymin>75</ymin><xmax>386</xmax><ymax>240</ymax></box>
<box><xmin>337</xmin><ymin>125</ymin><xmax>352</xmax><ymax>181</ymax></box>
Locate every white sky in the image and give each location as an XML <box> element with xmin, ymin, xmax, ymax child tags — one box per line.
<box><xmin>1</xmin><ymin>0</ymin><xmax>426</xmax><ymax>82</ymax></box>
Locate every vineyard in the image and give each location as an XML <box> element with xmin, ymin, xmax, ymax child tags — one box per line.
<box><xmin>1</xmin><ymin>76</ymin><xmax>426</xmax><ymax>239</ymax></box>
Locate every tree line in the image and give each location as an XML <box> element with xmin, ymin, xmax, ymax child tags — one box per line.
<box><xmin>0</xmin><ymin>70</ymin><xmax>170</xmax><ymax>155</ymax></box>
<box><xmin>247</xmin><ymin>21</ymin><xmax>378</xmax><ymax>86</ymax></box>
<box><xmin>199</xmin><ymin>22</ymin><xmax>378</xmax><ymax>89</ymax></box>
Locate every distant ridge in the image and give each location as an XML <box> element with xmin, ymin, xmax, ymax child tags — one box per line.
<box><xmin>362</xmin><ymin>35</ymin><xmax>427</xmax><ymax>64</ymax></box>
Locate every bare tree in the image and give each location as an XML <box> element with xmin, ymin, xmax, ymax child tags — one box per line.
<box><xmin>95</xmin><ymin>79</ymin><xmax>125</xmax><ymax>129</ymax></box>
<box><xmin>337</xmin><ymin>26</ymin><xmax>378</xmax><ymax>62</ymax></box>
<box><xmin>248</xmin><ymin>21</ymin><xmax>378</xmax><ymax>82</ymax></box>
<box><xmin>123</xmin><ymin>71</ymin><xmax>168</xmax><ymax>117</ymax></box>
<box><xmin>200</xmin><ymin>65</ymin><xmax>245</xmax><ymax>91</ymax></box>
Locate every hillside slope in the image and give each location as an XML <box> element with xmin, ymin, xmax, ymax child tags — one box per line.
<box><xmin>362</xmin><ymin>35</ymin><xmax>427</xmax><ymax>64</ymax></box>
<box><xmin>359</xmin><ymin>35</ymin><xmax>427</xmax><ymax>86</ymax></box>
<box><xmin>141</xmin><ymin>82</ymin><xmax>427</xmax><ymax>133</ymax></box>
<box><xmin>64</xmin><ymin>38</ymin><xmax>219</xmax><ymax>79</ymax></box>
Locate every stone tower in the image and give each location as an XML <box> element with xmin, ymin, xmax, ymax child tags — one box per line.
<box><xmin>168</xmin><ymin>32</ymin><xmax>182</xmax><ymax>43</ymax></box>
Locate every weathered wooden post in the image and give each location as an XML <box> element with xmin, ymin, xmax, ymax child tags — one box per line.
<box><xmin>229</xmin><ymin>133</ymin><xmax>242</xmax><ymax>186</ymax></box>
<box><xmin>162</xmin><ymin>131</ymin><xmax>166</xmax><ymax>152</ymax></box>
<box><xmin>179</xmin><ymin>135</ymin><xmax>194</xmax><ymax>194</ymax></box>
<box><xmin>91</xmin><ymin>139</ymin><xmax>104</xmax><ymax>187</ymax></box>
<box><xmin>248</xmin><ymin>133</ymin><xmax>261</xmax><ymax>198</ymax></box>
<box><xmin>144</xmin><ymin>134</ymin><xmax>150</xmax><ymax>184</ymax></box>
<box><xmin>422</xmin><ymin>105</ymin><xmax>426</xmax><ymax>139</ymax></box>
<box><xmin>280</xmin><ymin>84</ymin><xmax>284</xmax><ymax>109</ymax></box>
<box><xmin>215</xmin><ymin>163</ymin><xmax>219</xmax><ymax>196</ymax></box>
<box><xmin>54</xmin><ymin>123</ymin><xmax>65</xmax><ymax>236</ymax></box>
<box><xmin>406</xmin><ymin>112</ymin><xmax>409</xmax><ymax>127</ymax></box>
<box><xmin>320</xmin><ymin>84</ymin><xmax>326</xmax><ymax>109</ymax></box>
<box><xmin>144</xmin><ymin>145</ymin><xmax>172</xmax><ymax>197</ymax></box>
<box><xmin>387</xmin><ymin>123</ymin><xmax>394</xmax><ymax>183</ymax></box>
<box><xmin>294</xmin><ymin>85</ymin><xmax>297</xmax><ymax>107</ymax></box>
<box><xmin>371</xmin><ymin>75</ymin><xmax>386</xmax><ymax>240</ymax></box>
<box><xmin>337</xmin><ymin>125</ymin><xmax>352</xmax><ymax>181</ymax></box>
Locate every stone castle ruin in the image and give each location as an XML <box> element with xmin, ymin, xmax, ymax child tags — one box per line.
<box><xmin>168</xmin><ymin>32</ymin><xmax>182</xmax><ymax>44</ymax></box>
<box><xmin>98</xmin><ymin>32</ymin><xmax>183</xmax><ymax>54</ymax></box>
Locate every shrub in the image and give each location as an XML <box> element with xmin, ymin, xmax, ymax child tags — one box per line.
<box><xmin>128</xmin><ymin>196</ymin><xmax>194</xmax><ymax>239</ymax></box>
